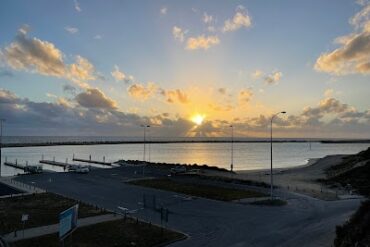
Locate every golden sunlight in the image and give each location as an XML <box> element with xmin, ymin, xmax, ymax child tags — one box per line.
<box><xmin>191</xmin><ymin>114</ymin><xmax>205</xmax><ymax>125</ymax></box>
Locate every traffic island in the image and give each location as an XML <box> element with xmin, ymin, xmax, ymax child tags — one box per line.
<box><xmin>250</xmin><ymin>199</ymin><xmax>287</xmax><ymax>206</ymax></box>
<box><xmin>129</xmin><ymin>178</ymin><xmax>266</xmax><ymax>201</ymax></box>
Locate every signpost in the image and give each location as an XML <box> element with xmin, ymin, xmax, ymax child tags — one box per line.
<box><xmin>21</xmin><ymin>214</ymin><xmax>29</xmax><ymax>238</ymax></box>
<box><xmin>59</xmin><ymin>204</ymin><xmax>79</xmax><ymax>245</ymax></box>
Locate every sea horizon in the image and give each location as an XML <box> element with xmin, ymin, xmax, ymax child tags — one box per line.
<box><xmin>2</xmin><ymin>135</ymin><xmax>370</xmax><ymax>145</ymax></box>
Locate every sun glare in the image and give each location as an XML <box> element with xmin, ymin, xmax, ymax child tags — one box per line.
<box><xmin>191</xmin><ymin>114</ymin><xmax>205</xmax><ymax>125</ymax></box>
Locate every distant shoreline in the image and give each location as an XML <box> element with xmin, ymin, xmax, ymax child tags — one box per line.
<box><xmin>2</xmin><ymin>139</ymin><xmax>370</xmax><ymax>148</ymax></box>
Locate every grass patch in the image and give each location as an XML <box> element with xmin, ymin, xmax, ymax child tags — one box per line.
<box><xmin>10</xmin><ymin>217</ymin><xmax>185</xmax><ymax>247</ymax></box>
<box><xmin>0</xmin><ymin>193</ymin><xmax>105</xmax><ymax>234</ymax></box>
<box><xmin>129</xmin><ymin>178</ymin><xmax>266</xmax><ymax>201</ymax></box>
<box><xmin>250</xmin><ymin>199</ymin><xmax>287</xmax><ymax>206</ymax></box>
<box><xmin>195</xmin><ymin>174</ymin><xmax>274</xmax><ymax>188</ymax></box>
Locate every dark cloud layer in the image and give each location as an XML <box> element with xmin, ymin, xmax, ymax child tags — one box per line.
<box><xmin>75</xmin><ymin>88</ymin><xmax>117</xmax><ymax>109</ymax></box>
<box><xmin>1</xmin><ymin>88</ymin><xmax>369</xmax><ymax>138</ymax></box>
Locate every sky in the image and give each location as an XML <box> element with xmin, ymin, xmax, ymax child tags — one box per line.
<box><xmin>0</xmin><ymin>0</ymin><xmax>370</xmax><ymax>138</ymax></box>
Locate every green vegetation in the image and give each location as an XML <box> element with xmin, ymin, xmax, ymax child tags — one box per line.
<box><xmin>320</xmin><ymin>147</ymin><xmax>370</xmax><ymax>197</ymax></box>
<box><xmin>117</xmin><ymin>159</ymin><xmax>230</xmax><ymax>172</ymax></box>
<box><xmin>250</xmin><ymin>199</ymin><xmax>287</xmax><ymax>206</ymax></box>
<box><xmin>334</xmin><ymin>200</ymin><xmax>370</xmax><ymax>247</ymax></box>
<box><xmin>129</xmin><ymin>178</ymin><xmax>266</xmax><ymax>201</ymax></box>
<box><xmin>10</xmin><ymin>218</ymin><xmax>185</xmax><ymax>247</ymax></box>
<box><xmin>196</xmin><ymin>174</ymin><xmax>274</xmax><ymax>188</ymax></box>
<box><xmin>327</xmin><ymin>161</ymin><xmax>370</xmax><ymax>196</ymax></box>
<box><xmin>326</xmin><ymin>147</ymin><xmax>370</xmax><ymax>179</ymax></box>
<box><xmin>0</xmin><ymin>193</ymin><xmax>105</xmax><ymax>234</ymax></box>
<box><xmin>320</xmin><ymin>147</ymin><xmax>370</xmax><ymax>247</ymax></box>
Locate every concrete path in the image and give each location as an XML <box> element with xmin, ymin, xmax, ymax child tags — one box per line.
<box><xmin>0</xmin><ymin>177</ymin><xmax>44</xmax><ymax>195</ymax></box>
<box><xmin>3</xmin><ymin>214</ymin><xmax>122</xmax><ymax>242</ymax></box>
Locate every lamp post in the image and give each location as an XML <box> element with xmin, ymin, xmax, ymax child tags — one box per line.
<box><xmin>0</xmin><ymin>119</ymin><xmax>5</xmax><ymax>177</ymax></box>
<box><xmin>147</xmin><ymin>125</ymin><xmax>152</xmax><ymax>162</ymax></box>
<box><xmin>230</xmin><ymin>125</ymin><xmax>234</xmax><ymax>172</ymax></box>
<box><xmin>141</xmin><ymin>125</ymin><xmax>150</xmax><ymax>162</ymax></box>
<box><xmin>270</xmin><ymin>111</ymin><xmax>286</xmax><ymax>200</ymax></box>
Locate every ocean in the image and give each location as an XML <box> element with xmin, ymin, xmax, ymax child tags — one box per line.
<box><xmin>1</xmin><ymin>137</ymin><xmax>369</xmax><ymax>176</ymax></box>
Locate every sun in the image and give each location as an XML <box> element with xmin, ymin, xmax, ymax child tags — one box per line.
<box><xmin>191</xmin><ymin>114</ymin><xmax>205</xmax><ymax>125</ymax></box>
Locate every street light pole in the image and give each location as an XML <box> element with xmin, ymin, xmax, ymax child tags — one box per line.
<box><xmin>230</xmin><ymin>125</ymin><xmax>234</xmax><ymax>172</ymax></box>
<box><xmin>147</xmin><ymin>126</ymin><xmax>151</xmax><ymax>162</ymax></box>
<box><xmin>0</xmin><ymin>119</ymin><xmax>5</xmax><ymax>177</ymax></box>
<box><xmin>270</xmin><ymin>111</ymin><xmax>286</xmax><ymax>200</ymax></box>
<box><xmin>141</xmin><ymin>125</ymin><xmax>150</xmax><ymax>162</ymax></box>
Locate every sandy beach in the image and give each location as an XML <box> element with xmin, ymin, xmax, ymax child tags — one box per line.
<box><xmin>234</xmin><ymin>155</ymin><xmax>353</xmax><ymax>200</ymax></box>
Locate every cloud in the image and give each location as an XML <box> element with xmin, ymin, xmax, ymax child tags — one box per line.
<box><xmin>1</xmin><ymin>88</ymin><xmax>370</xmax><ymax>138</ymax></box>
<box><xmin>0</xmin><ymin>88</ymin><xmax>18</xmax><ymax>104</ymax></box>
<box><xmin>218</xmin><ymin>88</ymin><xmax>227</xmax><ymax>95</ymax></box>
<box><xmin>315</xmin><ymin>4</ymin><xmax>370</xmax><ymax>75</ymax></box>
<box><xmin>0</xmin><ymin>27</ymin><xmax>96</xmax><ymax>88</ymax></box>
<box><xmin>356</xmin><ymin>0</ymin><xmax>370</xmax><ymax>6</ymax></box>
<box><xmin>203</xmin><ymin>12</ymin><xmax>213</xmax><ymax>24</ymax></box>
<box><xmin>162</xmin><ymin>89</ymin><xmax>190</xmax><ymax>104</ymax></box>
<box><xmin>74</xmin><ymin>0</ymin><xmax>81</xmax><ymax>12</ymax></box>
<box><xmin>252</xmin><ymin>69</ymin><xmax>263</xmax><ymax>79</ymax></box>
<box><xmin>173</xmin><ymin>26</ymin><xmax>186</xmax><ymax>42</ymax></box>
<box><xmin>350</xmin><ymin>4</ymin><xmax>370</xmax><ymax>29</ymax></box>
<box><xmin>0</xmin><ymin>88</ymin><xmax>200</xmax><ymax>137</ymax></box>
<box><xmin>111</xmin><ymin>65</ymin><xmax>133</xmax><ymax>83</ymax></box>
<box><xmin>69</xmin><ymin>55</ymin><xmax>95</xmax><ymax>82</ymax></box>
<box><xmin>186</xmin><ymin>35</ymin><xmax>220</xmax><ymax>50</ymax></box>
<box><xmin>209</xmin><ymin>103</ymin><xmax>233</xmax><ymax>112</ymax></box>
<box><xmin>65</xmin><ymin>26</ymin><xmax>79</xmax><ymax>34</ymax></box>
<box><xmin>238</xmin><ymin>89</ymin><xmax>253</xmax><ymax>104</ymax></box>
<box><xmin>264</xmin><ymin>71</ymin><xmax>282</xmax><ymax>84</ymax></box>
<box><xmin>160</xmin><ymin>7</ymin><xmax>167</xmax><ymax>15</ymax></box>
<box><xmin>63</xmin><ymin>84</ymin><xmax>76</xmax><ymax>95</ymax></box>
<box><xmin>222</xmin><ymin>7</ymin><xmax>252</xmax><ymax>32</ymax></box>
<box><xmin>127</xmin><ymin>82</ymin><xmax>158</xmax><ymax>100</ymax></box>
<box><xmin>75</xmin><ymin>88</ymin><xmax>117</xmax><ymax>110</ymax></box>
<box><xmin>324</xmin><ymin>88</ymin><xmax>334</xmax><ymax>98</ymax></box>
<box><xmin>1</xmin><ymin>27</ymin><xmax>66</xmax><ymax>77</ymax></box>
<box><xmin>94</xmin><ymin>35</ymin><xmax>102</xmax><ymax>40</ymax></box>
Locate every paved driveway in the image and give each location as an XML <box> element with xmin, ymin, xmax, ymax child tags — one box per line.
<box><xmin>14</xmin><ymin>166</ymin><xmax>361</xmax><ymax>247</ymax></box>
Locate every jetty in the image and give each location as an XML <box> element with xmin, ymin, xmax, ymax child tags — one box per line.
<box><xmin>39</xmin><ymin>160</ymin><xmax>70</xmax><ymax>169</ymax></box>
<box><xmin>4</xmin><ymin>160</ymin><xmax>43</xmax><ymax>173</ymax></box>
<box><xmin>72</xmin><ymin>154</ymin><xmax>112</xmax><ymax>166</ymax></box>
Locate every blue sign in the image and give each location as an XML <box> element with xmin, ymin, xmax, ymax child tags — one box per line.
<box><xmin>59</xmin><ymin>204</ymin><xmax>79</xmax><ymax>239</ymax></box>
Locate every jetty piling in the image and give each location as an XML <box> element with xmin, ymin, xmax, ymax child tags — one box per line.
<box><xmin>72</xmin><ymin>156</ymin><xmax>111</xmax><ymax>166</ymax></box>
<box><xmin>39</xmin><ymin>159</ymin><xmax>69</xmax><ymax>169</ymax></box>
<box><xmin>4</xmin><ymin>160</ymin><xmax>42</xmax><ymax>173</ymax></box>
